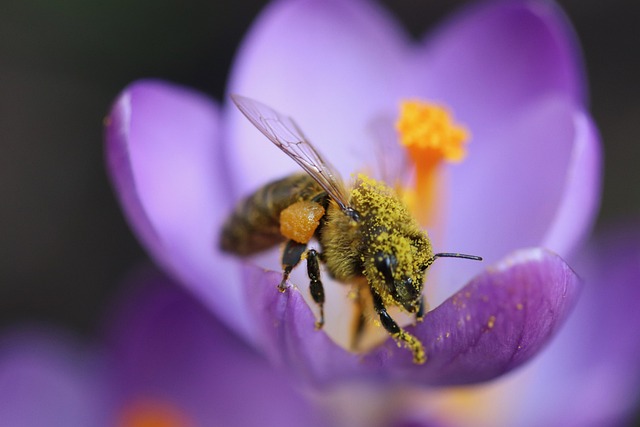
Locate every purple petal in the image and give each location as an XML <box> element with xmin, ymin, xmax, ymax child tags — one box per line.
<box><xmin>225</xmin><ymin>0</ymin><xmax>410</xmax><ymax>198</ymax></box>
<box><xmin>242</xmin><ymin>248</ymin><xmax>580</xmax><ymax>387</ymax></box>
<box><xmin>415</xmin><ymin>1</ymin><xmax>597</xmax><ymax>282</ymax></box>
<box><xmin>435</xmin><ymin>98</ymin><xmax>599</xmax><ymax>300</ymax></box>
<box><xmin>241</xmin><ymin>266</ymin><xmax>363</xmax><ymax>384</ymax></box>
<box><xmin>0</xmin><ymin>328</ymin><xmax>106</xmax><ymax>427</ymax></box>
<box><xmin>416</xmin><ymin>0</ymin><xmax>586</xmax><ymax>131</ymax></box>
<box><xmin>402</xmin><ymin>248</ymin><xmax>580</xmax><ymax>385</ymax></box>
<box><xmin>106</xmin><ymin>269</ymin><xmax>329</xmax><ymax>427</ymax></box>
<box><xmin>510</xmin><ymin>225</ymin><xmax>640</xmax><ymax>426</ymax></box>
<box><xmin>104</xmin><ymin>80</ymin><xmax>251</xmax><ymax>339</ymax></box>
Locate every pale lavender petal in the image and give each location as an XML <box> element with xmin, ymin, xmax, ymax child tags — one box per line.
<box><xmin>105</xmin><ymin>80</ymin><xmax>250</xmax><ymax>339</ymax></box>
<box><xmin>435</xmin><ymin>97</ymin><xmax>596</xmax><ymax>301</ymax></box>
<box><xmin>0</xmin><ymin>328</ymin><xmax>106</xmax><ymax>427</ymax></box>
<box><xmin>242</xmin><ymin>248</ymin><xmax>580</xmax><ymax>387</ymax></box>
<box><xmin>225</xmin><ymin>0</ymin><xmax>410</xmax><ymax>199</ymax></box>
<box><xmin>542</xmin><ymin>110</ymin><xmax>602</xmax><ymax>256</ymax></box>
<box><xmin>107</xmin><ymin>270</ymin><xmax>329</xmax><ymax>427</ymax></box>
<box><xmin>416</xmin><ymin>0</ymin><xmax>585</xmax><ymax>132</ymax></box>
<box><xmin>414</xmin><ymin>0</ymin><xmax>595</xmax><ymax>296</ymax></box>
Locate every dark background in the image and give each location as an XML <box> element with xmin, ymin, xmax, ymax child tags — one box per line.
<box><xmin>1</xmin><ymin>0</ymin><xmax>637</xmax><ymax>369</ymax></box>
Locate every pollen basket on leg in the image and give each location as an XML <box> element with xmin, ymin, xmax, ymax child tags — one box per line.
<box><xmin>280</xmin><ymin>200</ymin><xmax>325</xmax><ymax>243</ymax></box>
<box><xmin>395</xmin><ymin>100</ymin><xmax>470</xmax><ymax>224</ymax></box>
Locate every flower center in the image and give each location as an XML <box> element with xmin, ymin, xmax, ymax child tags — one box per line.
<box><xmin>395</xmin><ymin>99</ymin><xmax>470</xmax><ymax>224</ymax></box>
<box><xmin>118</xmin><ymin>399</ymin><xmax>192</xmax><ymax>427</ymax></box>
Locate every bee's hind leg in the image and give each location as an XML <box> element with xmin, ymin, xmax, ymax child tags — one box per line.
<box><xmin>306</xmin><ymin>248</ymin><xmax>325</xmax><ymax>330</ymax></box>
<box><xmin>280</xmin><ymin>242</ymin><xmax>325</xmax><ymax>330</ymax></box>
<box><xmin>280</xmin><ymin>240</ymin><xmax>307</xmax><ymax>292</ymax></box>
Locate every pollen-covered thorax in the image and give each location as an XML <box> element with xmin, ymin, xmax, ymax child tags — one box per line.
<box><xmin>352</xmin><ymin>175</ymin><xmax>433</xmax><ymax>309</ymax></box>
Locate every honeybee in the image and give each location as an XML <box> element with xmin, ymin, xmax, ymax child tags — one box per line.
<box><xmin>220</xmin><ymin>95</ymin><xmax>481</xmax><ymax>364</ymax></box>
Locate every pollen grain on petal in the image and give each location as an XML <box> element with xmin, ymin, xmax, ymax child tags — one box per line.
<box><xmin>487</xmin><ymin>315</ymin><xmax>496</xmax><ymax>329</ymax></box>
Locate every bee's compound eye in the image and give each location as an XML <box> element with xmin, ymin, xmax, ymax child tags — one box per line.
<box><xmin>399</xmin><ymin>277</ymin><xmax>419</xmax><ymax>299</ymax></box>
<box><xmin>396</xmin><ymin>276</ymin><xmax>421</xmax><ymax>312</ymax></box>
<box><xmin>374</xmin><ymin>252</ymin><xmax>397</xmax><ymax>285</ymax></box>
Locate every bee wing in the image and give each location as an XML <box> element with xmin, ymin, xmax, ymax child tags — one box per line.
<box><xmin>231</xmin><ymin>94</ymin><xmax>351</xmax><ymax>211</ymax></box>
<box><xmin>365</xmin><ymin>113</ymin><xmax>412</xmax><ymax>189</ymax></box>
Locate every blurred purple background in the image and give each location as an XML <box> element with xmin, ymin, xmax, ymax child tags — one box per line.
<box><xmin>0</xmin><ymin>0</ymin><xmax>637</xmax><ymax>351</ymax></box>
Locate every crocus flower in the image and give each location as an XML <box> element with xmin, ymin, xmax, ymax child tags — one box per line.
<box><xmin>0</xmin><ymin>272</ymin><xmax>328</xmax><ymax>427</ymax></box>
<box><xmin>105</xmin><ymin>0</ymin><xmax>600</xmax><ymax>386</ymax></box>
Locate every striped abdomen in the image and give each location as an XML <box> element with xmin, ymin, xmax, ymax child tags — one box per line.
<box><xmin>220</xmin><ymin>173</ymin><xmax>324</xmax><ymax>256</ymax></box>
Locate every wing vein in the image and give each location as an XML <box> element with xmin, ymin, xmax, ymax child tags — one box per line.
<box><xmin>231</xmin><ymin>94</ymin><xmax>351</xmax><ymax>211</ymax></box>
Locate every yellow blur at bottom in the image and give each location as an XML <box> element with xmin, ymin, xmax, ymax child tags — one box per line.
<box><xmin>117</xmin><ymin>398</ymin><xmax>192</xmax><ymax>427</ymax></box>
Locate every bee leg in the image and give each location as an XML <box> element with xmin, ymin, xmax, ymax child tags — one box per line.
<box><xmin>350</xmin><ymin>287</ymin><xmax>367</xmax><ymax>351</ymax></box>
<box><xmin>372</xmin><ymin>289</ymin><xmax>426</xmax><ymax>364</ymax></box>
<box><xmin>372</xmin><ymin>290</ymin><xmax>401</xmax><ymax>335</ymax></box>
<box><xmin>416</xmin><ymin>295</ymin><xmax>425</xmax><ymax>322</ymax></box>
<box><xmin>280</xmin><ymin>240</ymin><xmax>307</xmax><ymax>292</ymax></box>
<box><xmin>306</xmin><ymin>248</ymin><xmax>325</xmax><ymax>329</ymax></box>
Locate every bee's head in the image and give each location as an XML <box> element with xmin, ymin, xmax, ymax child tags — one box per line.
<box><xmin>353</xmin><ymin>175</ymin><xmax>436</xmax><ymax>312</ymax></box>
<box><xmin>367</xmin><ymin>232</ymin><xmax>433</xmax><ymax>313</ymax></box>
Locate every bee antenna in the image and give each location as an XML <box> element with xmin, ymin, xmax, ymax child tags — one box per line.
<box><xmin>425</xmin><ymin>252</ymin><xmax>483</xmax><ymax>269</ymax></box>
<box><xmin>433</xmin><ymin>252</ymin><xmax>483</xmax><ymax>261</ymax></box>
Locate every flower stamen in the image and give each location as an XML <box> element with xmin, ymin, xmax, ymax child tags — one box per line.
<box><xmin>395</xmin><ymin>100</ymin><xmax>470</xmax><ymax>224</ymax></box>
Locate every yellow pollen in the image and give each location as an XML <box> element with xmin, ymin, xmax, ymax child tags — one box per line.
<box><xmin>396</xmin><ymin>100</ymin><xmax>469</xmax><ymax>162</ymax></box>
<box><xmin>487</xmin><ymin>315</ymin><xmax>496</xmax><ymax>329</ymax></box>
<box><xmin>395</xmin><ymin>99</ymin><xmax>470</xmax><ymax>224</ymax></box>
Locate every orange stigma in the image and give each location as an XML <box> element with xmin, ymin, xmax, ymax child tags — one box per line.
<box><xmin>395</xmin><ymin>99</ymin><xmax>470</xmax><ymax>224</ymax></box>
